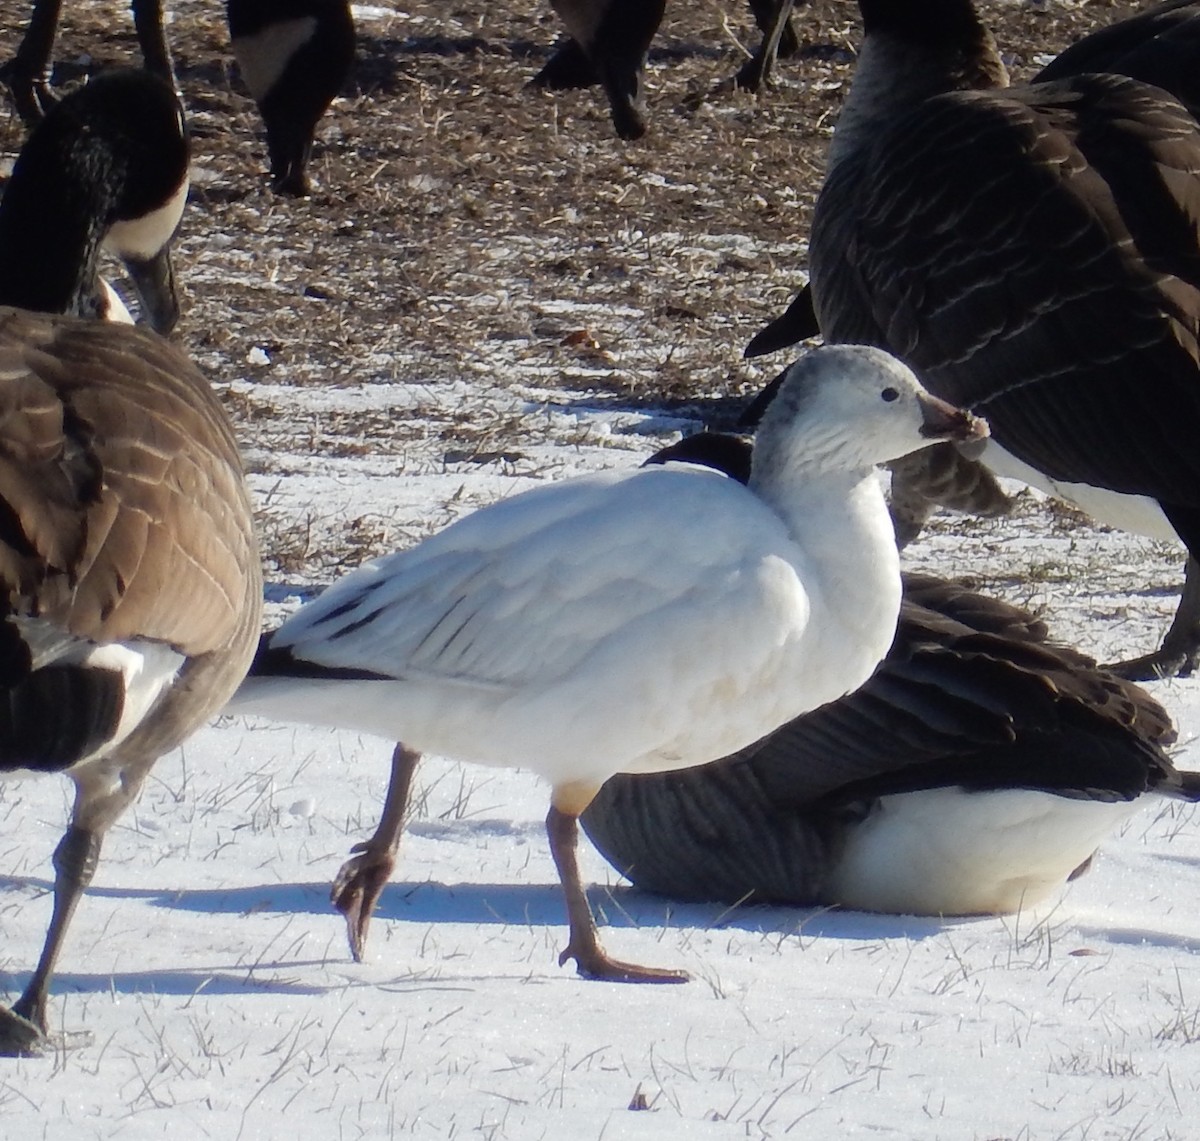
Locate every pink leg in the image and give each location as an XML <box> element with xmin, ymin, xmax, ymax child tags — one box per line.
<box><xmin>331</xmin><ymin>743</ymin><xmax>419</xmax><ymax>962</ymax></box>
<box><xmin>547</xmin><ymin>801</ymin><xmax>688</xmax><ymax>984</ymax></box>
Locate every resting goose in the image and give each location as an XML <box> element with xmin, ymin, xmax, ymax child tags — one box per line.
<box><xmin>0</xmin><ymin>69</ymin><xmax>190</xmax><ymax>333</ymax></box>
<box><xmin>582</xmin><ymin>432</ymin><xmax>1195</xmax><ymax>914</ymax></box>
<box><xmin>226</xmin><ymin>0</ymin><xmax>356</xmax><ymax>196</ymax></box>
<box><xmin>745</xmin><ymin>0</ymin><xmax>1200</xmax><ymax>679</ymax></box>
<box><xmin>0</xmin><ymin>0</ymin><xmax>174</xmax><ymax>124</ymax></box>
<box><xmin>0</xmin><ymin>75</ymin><xmax>261</xmax><ymax>1056</ymax></box>
<box><xmin>228</xmin><ymin>344</ymin><xmax>986</xmax><ymax>983</ymax></box>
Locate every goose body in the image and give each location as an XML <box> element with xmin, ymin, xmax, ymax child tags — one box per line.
<box><xmin>230</xmin><ymin>344</ymin><xmax>986</xmax><ymax>982</ymax></box>
<box><xmin>227</xmin><ymin>0</ymin><xmax>355</xmax><ymax>196</ymax></box>
<box><xmin>532</xmin><ymin>0</ymin><xmax>801</xmax><ymax>137</ymax></box>
<box><xmin>0</xmin><ymin>75</ymin><xmax>261</xmax><ymax>1056</ymax></box>
<box><xmin>746</xmin><ymin>0</ymin><xmax>1200</xmax><ymax>677</ymax></box>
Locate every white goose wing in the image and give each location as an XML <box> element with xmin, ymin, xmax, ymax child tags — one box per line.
<box><xmin>271</xmin><ymin>465</ymin><xmax>811</xmax><ymax>696</ymax></box>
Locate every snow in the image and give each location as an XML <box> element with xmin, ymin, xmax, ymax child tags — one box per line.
<box><xmin>5</xmin><ymin>407</ymin><xmax>1200</xmax><ymax>1138</ymax></box>
<box><xmin>5</xmin><ymin>1</ymin><xmax>1200</xmax><ymax>1133</ymax></box>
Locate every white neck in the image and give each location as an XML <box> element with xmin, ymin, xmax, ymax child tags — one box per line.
<box><xmin>755</xmin><ymin>465</ymin><xmax>902</xmax><ymax>710</ymax></box>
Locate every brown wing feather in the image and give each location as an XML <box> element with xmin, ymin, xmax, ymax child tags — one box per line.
<box><xmin>0</xmin><ymin>308</ymin><xmax>258</xmax><ymax>655</ymax></box>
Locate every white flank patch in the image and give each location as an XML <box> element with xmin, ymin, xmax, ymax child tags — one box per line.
<box><xmin>826</xmin><ymin>785</ymin><xmax>1143</xmax><ymax>915</ymax></box>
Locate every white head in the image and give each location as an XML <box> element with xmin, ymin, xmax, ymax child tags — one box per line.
<box><xmin>752</xmin><ymin>344</ymin><xmax>987</xmax><ymax>482</ymax></box>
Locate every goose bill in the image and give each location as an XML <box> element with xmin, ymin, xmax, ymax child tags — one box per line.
<box><xmin>122</xmin><ymin>248</ymin><xmax>179</xmax><ymax>335</ymax></box>
<box><xmin>918</xmin><ymin>392</ymin><xmax>988</xmax><ymax>442</ymax></box>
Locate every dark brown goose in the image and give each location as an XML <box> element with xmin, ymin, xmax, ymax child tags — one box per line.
<box><xmin>0</xmin><ymin>75</ymin><xmax>261</xmax><ymax>1056</ymax></box>
<box><xmin>746</xmin><ymin>0</ymin><xmax>1200</xmax><ymax>680</ymax></box>
<box><xmin>0</xmin><ymin>69</ymin><xmax>190</xmax><ymax>334</ymax></box>
<box><xmin>582</xmin><ymin>432</ymin><xmax>1196</xmax><ymax>913</ymax></box>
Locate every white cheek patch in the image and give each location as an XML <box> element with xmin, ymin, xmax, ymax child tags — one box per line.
<box><xmin>233</xmin><ymin>16</ymin><xmax>320</xmax><ymax>103</ymax></box>
<box><xmin>103</xmin><ymin>178</ymin><xmax>189</xmax><ymax>261</ymax></box>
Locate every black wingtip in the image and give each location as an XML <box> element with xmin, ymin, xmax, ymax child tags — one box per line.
<box><xmin>745</xmin><ymin>285</ymin><xmax>819</xmax><ymax>359</ymax></box>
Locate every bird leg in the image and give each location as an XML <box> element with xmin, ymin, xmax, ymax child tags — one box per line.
<box><xmin>547</xmin><ymin>793</ymin><xmax>688</xmax><ymax>984</ymax></box>
<box><xmin>131</xmin><ymin>0</ymin><xmax>174</xmax><ymax>88</ymax></box>
<box><xmin>736</xmin><ymin>0</ymin><xmax>797</xmax><ymax>92</ymax></box>
<box><xmin>331</xmin><ymin>743</ymin><xmax>420</xmax><ymax>962</ymax></box>
<box><xmin>1</xmin><ymin>824</ymin><xmax>100</xmax><ymax>1056</ymax></box>
<box><xmin>0</xmin><ymin>0</ymin><xmax>64</xmax><ymax>124</ymax></box>
<box><xmin>1105</xmin><ymin>556</ymin><xmax>1200</xmax><ymax>680</ymax></box>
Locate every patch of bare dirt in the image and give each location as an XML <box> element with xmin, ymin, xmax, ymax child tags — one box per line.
<box><xmin>0</xmin><ymin>0</ymin><xmax>1148</xmax><ymax>582</ymax></box>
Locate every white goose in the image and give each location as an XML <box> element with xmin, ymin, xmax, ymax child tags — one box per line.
<box><xmin>230</xmin><ymin>344</ymin><xmax>986</xmax><ymax>983</ymax></box>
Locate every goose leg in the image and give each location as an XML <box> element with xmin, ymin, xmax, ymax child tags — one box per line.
<box><xmin>131</xmin><ymin>0</ymin><xmax>174</xmax><ymax>88</ymax></box>
<box><xmin>1104</xmin><ymin>556</ymin><xmax>1200</xmax><ymax>681</ymax></box>
<box><xmin>331</xmin><ymin>743</ymin><xmax>419</xmax><ymax>962</ymax></box>
<box><xmin>1</xmin><ymin>0</ymin><xmax>64</xmax><ymax>124</ymax></box>
<box><xmin>1</xmin><ymin>824</ymin><xmax>99</xmax><ymax>1056</ymax></box>
<box><xmin>548</xmin><ymin>789</ymin><xmax>688</xmax><ymax>984</ymax></box>
<box><xmin>736</xmin><ymin>0</ymin><xmax>797</xmax><ymax>92</ymax></box>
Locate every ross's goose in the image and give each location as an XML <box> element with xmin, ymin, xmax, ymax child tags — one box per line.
<box><xmin>583</xmin><ymin>432</ymin><xmax>1196</xmax><ymax>914</ymax></box>
<box><xmin>745</xmin><ymin>0</ymin><xmax>1200</xmax><ymax>679</ymax></box>
<box><xmin>229</xmin><ymin>344</ymin><xmax>986</xmax><ymax>983</ymax></box>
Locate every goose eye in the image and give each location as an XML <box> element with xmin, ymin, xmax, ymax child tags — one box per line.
<box><xmin>880</xmin><ymin>387</ymin><xmax>900</xmax><ymax>403</ymax></box>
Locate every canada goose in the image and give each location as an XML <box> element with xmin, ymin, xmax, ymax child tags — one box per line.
<box><xmin>531</xmin><ymin>0</ymin><xmax>803</xmax><ymax>136</ymax></box>
<box><xmin>581</xmin><ymin>431</ymin><xmax>1195</xmax><ymax>915</ymax></box>
<box><xmin>226</xmin><ymin>0</ymin><xmax>356</xmax><ymax>196</ymax></box>
<box><xmin>0</xmin><ymin>312</ymin><xmax>261</xmax><ymax>1057</ymax></box>
<box><xmin>0</xmin><ymin>69</ymin><xmax>190</xmax><ymax>333</ymax></box>
<box><xmin>227</xmin><ymin>345</ymin><xmax>985</xmax><ymax>983</ymax></box>
<box><xmin>0</xmin><ymin>0</ymin><xmax>174</xmax><ymax>125</ymax></box>
<box><xmin>746</xmin><ymin>0</ymin><xmax>1200</xmax><ymax>680</ymax></box>
<box><xmin>0</xmin><ymin>73</ymin><xmax>261</xmax><ymax>1056</ymax></box>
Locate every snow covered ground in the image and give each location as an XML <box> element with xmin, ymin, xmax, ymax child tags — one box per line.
<box><xmin>4</xmin><ymin>0</ymin><xmax>1200</xmax><ymax>1136</ymax></box>
<box><xmin>4</xmin><ymin>388</ymin><xmax>1200</xmax><ymax>1140</ymax></box>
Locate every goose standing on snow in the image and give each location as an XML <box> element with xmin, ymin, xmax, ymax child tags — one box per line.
<box><xmin>0</xmin><ymin>0</ymin><xmax>175</xmax><ymax>124</ymax></box>
<box><xmin>228</xmin><ymin>345</ymin><xmax>986</xmax><ymax>983</ymax></box>
<box><xmin>0</xmin><ymin>72</ymin><xmax>262</xmax><ymax>1055</ymax></box>
<box><xmin>582</xmin><ymin>432</ymin><xmax>1196</xmax><ymax>915</ymax></box>
<box><xmin>746</xmin><ymin>0</ymin><xmax>1200</xmax><ymax>680</ymax></box>
<box><xmin>0</xmin><ymin>69</ymin><xmax>191</xmax><ymax>333</ymax></box>
<box><xmin>226</xmin><ymin>0</ymin><xmax>355</xmax><ymax>196</ymax></box>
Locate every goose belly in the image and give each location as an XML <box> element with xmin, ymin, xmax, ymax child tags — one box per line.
<box><xmin>824</xmin><ymin>787</ymin><xmax>1142</xmax><ymax>916</ymax></box>
<box><xmin>981</xmin><ymin>441</ymin><xmax>1176</xmax><ymax>542</ymax></box>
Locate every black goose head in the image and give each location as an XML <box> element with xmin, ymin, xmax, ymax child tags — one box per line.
<box><xmin>0</xmin><ymin>69</ymin><xmax>189</xmax><ymax>332</ymax></box>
